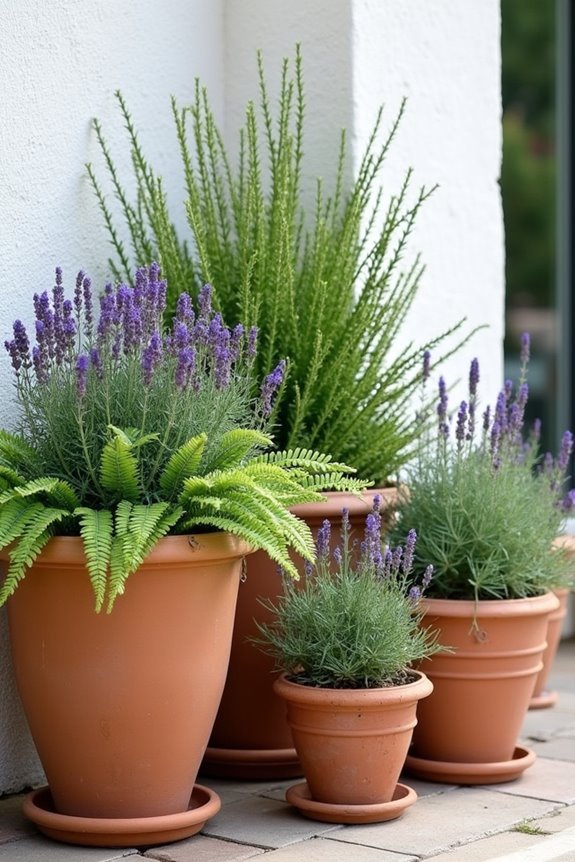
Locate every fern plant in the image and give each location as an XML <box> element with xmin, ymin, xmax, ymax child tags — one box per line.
<box><xmin>0</xmin><ymin>264</ymin><xmax>362</xmax><ymax>611</ymax></box>
<box><xmin>87</xmin><ymin>46</ymin><xmax>472</xmax><ymax>486</ymax></box>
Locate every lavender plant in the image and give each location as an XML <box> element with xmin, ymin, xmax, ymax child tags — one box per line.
<box><xmin>390</xmin><ymin>334</ymin><xmax>574</xmax><ymax>601</ymax></box>
<box><xmin>252</xmin><ymin>495</ymin><xmax>442</xmax><ymax>689</ymax></box>
<box><xmin>87</xmin><ymin>47</ymin><xmax>472</xmax><ymax>486</ymax></box>
<box><xmin>0</xmin><ymin>264</ymin><xmax>363</xmax><ymax>612</ymax></box>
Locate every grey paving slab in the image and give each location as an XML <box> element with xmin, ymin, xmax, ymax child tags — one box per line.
<box><xmin>327</xmin><ymin>787</ymin><xmax>560</xmax><ymax>857</ymax></box>
<box><xmin>0</xmin><ymin>793</ymin><xmax>36</xmax><ymax>843</ymax></box>
<box><xmin>251</xmin><ymin>836</ymin><xmax>417</xmax><ymax>861</ymax></box>
<box><xmin>202</xmin><ymin>796</ymin><xmax>340</xmax><ymax>849</ymax></box>
<box><xmin>424</xmin><ymin>829</ymin><xmax>558</xmax><ymax>861</ymax></box>
<box><xmin>488</xmin><ymin>757</ymin><xmax>575</xmax><ymax>803</ymax></box>
<box><xmin>485</xmin><ymin>825</ymin><xmax>575</xmax><ymax>861</ymax></box>
<box><xmin>530</xmin><ymin>738</ymin><xmax>575</xmax><ymax>762</ymax></box>
<box><xmin>144</xmin><ymin>834</ymin><xmax>264</xmax><ymax>861</ymax></box>
<box><xmin>0</xmin><ymin>836</ymin><xmax>141</xmax><ymax>861</ymax></box>
<box><xmin>531</xmin><ymin>803</ymin><xmax>575</xmax><ymax>832</ymax></box>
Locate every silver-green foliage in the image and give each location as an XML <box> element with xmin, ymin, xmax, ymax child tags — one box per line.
<box><xmin>390</xmin><ymin>348</ymin><xmax>574</xmax><ymax>601</ymax></box>
<box><xmin>253</xmin><ymin>502</ymin><xmax>442</xmax><ymax>689</ymax></box>
<box><xmin>87</xmin><ymin>47</ymin><xmax>470</xmax><ymax>485</ymax></box>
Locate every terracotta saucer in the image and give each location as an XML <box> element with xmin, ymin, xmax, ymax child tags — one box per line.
<box><xmin>22</xmin><ymin>784</ymin><xmax>220</xmax><ymax>848</ymax></box>
<box><xmin>201</xmin><ymin>746</ymin><xmax>303</xmax><ymax>780</ymax></box>
<box><xmin>285</xmin><ymin>781</ymin><xmax>417</xmax><ymax>824</ymax></box>
<box><xmin>529</xmin><ymin>689</ymin><xmax>559</xmax><ymax>710</ymax></box>
<box><xmin>404</xmin><ymin>745</ymin><xmax>536</xmax><ymax>785</ymax></box>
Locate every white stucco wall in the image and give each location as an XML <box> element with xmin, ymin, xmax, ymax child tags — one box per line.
<box><xmin>0</xmin><ymin>1</ymin><xmax>504</xmax><ymax>794</ymax></box>
<box><xmin>0</xmin><ymin>0</ymin><xmax>224</xmax><ymax>795</ymax></box>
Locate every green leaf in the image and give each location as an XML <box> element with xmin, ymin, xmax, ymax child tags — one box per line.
<box><xmin>203</xmin><ymin>429</ymin><xmax>272</xmax><ymax>471</ymax></box>
<box><xmin>0</xmin><ymin>477</ymin><xmax>79</xmax><ymax>511</ymax></box>
<box><xmin>100</xmin><ymin>432</ymin><xmax>140</xmax><ymax>502</ymax></box>
<box><xmin>0</xmin><ymin>430</ymin><xmax>40</xmax><ymax>472</ymax></box>
<box><xmin>0</xmin><ymin>505</ymin><xmax>69</xmax><ymax>604</ymax></box>
<box><xmin>75</xmin><ymin>508</ymin><xmax>114</xmax><ymax>612</ymax></box>
<box><xmin>159</xmin><ymin>433</ymin><xmax>208</xmax><ymax>497</ymax></box>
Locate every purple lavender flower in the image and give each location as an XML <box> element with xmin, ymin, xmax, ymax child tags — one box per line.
<box><xmin>90</xmin><ymin>347</ymin><xmax>103</xmax><ymax>379</ymax></box>
<box><xmin>175</xmin><ymin>346</ymin><xmax>196</xmax><ymax>390</ymax></box>
<box><xmin>392</xmin><ymin>545</ymin><xmax>403</xmax><ymax>572</ymax></box>
<box><xmin>5</xmin><ymin>340</ymin><xmax>22</xmax><ymax>373</ymax></box>
<box><xmin>532</xmin><ymin>418</ymin><xmax>542</xmax><ymax>443</ymax></box>
<box><xmin>557</xmin><ymin>431</ymin><xmax>574</xmax><ymax>474</ymax></box>
<box><xmin>141</xmin><ymin>331</ymin><xmax>163</xmax><ymax>386</ymax></box>
<box><xmin>73</xmin><ymin>270</ymin><xmax>85</xmax><ymax>317</ymax></box>
<box><xmin>173</xmin><ymin>322</ymin><xmax>190</xmax><ymax>351</ymax></box>
<box><xmin>520</xmin><ymin>331</ymin><xmax>530</xmax><ymax>366</ymax></box>
<box><xmin>247</xmin><ymin>326</ymin><xmax>258</xmax><ymax>360</ymax></box>
<box><xmin>494</xmin><ymin>391</ymin><xmax>507</xmax><ymax>431</ymax></box>
<box><xmin>333</xmin><ymin>546</ymin><xmax>342</xmax><ymax>567</ymax></box>
<box><xmin>75</xmin><ymin>354</ymin><xmax>89</xmax><ymax>397</ymax></box>
<box><xmin>230</xmin><ymin>324</ymin><xmax>245</xmax><ymax>361</ymax></box>
<box><xmin>482</xmin><ymin>406</ymin><xmax>491</xmax><ymax>433</ymax></box>
<box><xmin>341</xmin><ymin>507</ymin><xmax>350</xmax><ymax>539</ymax></box>
<box><xmin>316</xmin><ymin>519</ymin><xmax>331</xmax><ymax>561</ymax></box>
<box><xmin>83</xmin><ymin>276</ymin><xmax>93</xmax><ymax>332</ymax></box>
<box><xmin>32</xmin><ymin>345</ymin><xmax>48</xmax><ymax>383</ymax></box>
<box><xmin>560</xmin><ymin>490</ymin><xmax>575</xmax><ymax>512</ymax></box>
<box><xmin>437</xmin><ymin>376</ymin><xmax>449</xmax><ymax>437</ymax></box>
<box><xmin>52</xmin><ymin>267</ymin><xmax>64</xmax><ymax>316</ymax></box>
<box><xmin>542</xmin><ymin>451</ymin><xmax>554</xmax><ymax>474</ymax></box>
<box><xmin>422</xmin><ymin>564</ymin><xmax>433</xmax><ymax>590</ymax></box>
<box><xmin>490</xmin><ymin>421</ymin><xmax>501</xmax><ymax>457</ymax></box>
<box><xmin>468</xmin><ymin>358</ymin><xmax>480</xmax><ymax>399</ymax></box>
<box><xmin>198</xmin><ymin>284</ymin><xmax>213</xmax><ymax>322</ymax></box>
<box><xmin>504</xmin><ymin>379</ymin><xmax>513</xmax><ymax>403</ymax></box>
<box><xmin>456</xmin><ymin>401</ymin><xmax>468</xmax><ymax>446</ymax></box>
<box><xmin>408</xmin><ymin>585</ymin><xmax>422</xmax><ymax>605</ymax></box>
<box><xmin>11</xmin><ymin>320</ymin><xmax>30</xmax><ymax>368</ymax></box>
<box><xmin>260</xmin><ymin>360</ymin><xmax>286</xmax><ymax>417</ymax></box>
<box><xmin>403</xmin><ymin>528</ymin><xmax>417</xmax><ymax>573</ymax></box>
<box><xmin>176</xmin><ymin>292</ymin><xmax>195</xmax><ymax>325</ymax></box>
<box><xmin>422</xmin><ymin>349</ymin><xmax>431</xmax><ymax>382</ymax></box>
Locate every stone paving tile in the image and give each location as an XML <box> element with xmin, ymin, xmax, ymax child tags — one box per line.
<box><xmin>202</xmin><ymin>796</ymin><xmax>339</xmax><ymax>849</ymax></box>
<box><xmin>484</xmin><ymin>825</ymin><xmax>575</xmax><ymax>861</ymax></box>
<box><xmin>0</xmin><ymin>836</ymin><xmax>141</xmax><ymax>861</ymax></box>
<box><xmin>488</xmin><ymin>757</ymin><xmax>575</xmax><ymax>804</ymax></box>
<box><xmin>0</xmin><ymin>793</ymin><xmax>36</xmax><ymax>844</ymax></box>
<box><xmin>529</xmin><ymin>738</ymin><xmax>575</xmax><ymax>762</ymax></box>
<box><xmin>531</xmin><ymin>803</ymin><xmax>575</xmax><ymax>832</ymax></box>
<box><xmin>423</xmin><ymin>829</ymin><xmax>555</xmax><ymax>861</ymax></box>
<box><xmin>249</xmin><ymin>836</ymin><xmax>417</xmax><ymax>861</ymax></box>
<box><xmin>144</xmin><ymin>834</ymin><xmax>264</xmax><ymax>861</ymax></box>
<box><xmin>201</xmin><ymin>778</ymin><xmax>295</xmax><ymax>805</ymax></box>
<box><xmin>327</xmin><ymin>787</ymin><xmax>560</xmax><ymax>857</ymax></box>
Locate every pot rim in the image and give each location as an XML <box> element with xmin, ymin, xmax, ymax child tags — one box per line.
<box><xmin>273</xmin><ymin>669</ymin><xmax>433</xmax><ymax>707</ymax></box>
<box><xmin>290</xmin><ymin>485</ymin><xmax>403</xmax><ymax>520</ymax></box>
<box><xmin>420</xmin><ymin>592</ymin><xmax>560</xmax><ymax>619</ymax></box>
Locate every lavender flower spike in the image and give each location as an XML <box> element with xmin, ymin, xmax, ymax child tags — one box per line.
<box><xmin>403</xmin><ymin>528</ymin><xmax>417</xmax><ymax>573</ymax></box>
<box><xmin>75</xmin><ymin>354</ymin><xmax>89</xmax><ymax>397</ymax></box>
<box><xmin>520</xmin><ymin>331</ymin><xmax>530</xmax><ymax>366</ymax></box>
<box><xmin>260</xmin><ymin>359</ymin><xmax>286</xmax><ymax>417</ymax></box>
<box><xmin>557</xmin><ymin>430</ymin><xmax>574</xmax><ymax>473</ymax></box>
<box><xmin>455</xmin><ymin>401</ymin><xmax>468</xmax><ymax>445</ymax></box>
<box><xmin>316</xmin><ymin>519</ymin><xmax>331</xmax><ymax>560</ymax></box>
<box><xmin>469</xmin><ymin>358</ymin><xmax>480</xmax><ymax>399</ymax></box>
<box><xmin>422</xmin><ymin>349</ymin><xmax>431</xmax><ymax>382</ymax></box>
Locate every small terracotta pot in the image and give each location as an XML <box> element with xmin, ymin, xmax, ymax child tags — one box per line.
<box><xmin>530</xmin><ymin>588</ymin><xmax>570</xmax><ymax>708</ymax></box>
<box><xmin>4</xmin><ymin>532</ymin><xmax>250</xmax><ymax>844</ymax></box>
<box><xmin>405</xmin><ymin>592</ymin><xmax>559</xmax><ymax>784</ymax></box>
<box><xmin>274</xmin><ymin>671</ymin><xmax>432</xmax><ymax>808</ymax></box>
<box><xmin>201</xmin><ymin>487</ymin><xmax>400</xmax><ymax>780</ymax></box>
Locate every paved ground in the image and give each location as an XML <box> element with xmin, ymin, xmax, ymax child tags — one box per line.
<box><xmin>0</xmin><ymin>640</ymin><xmax>574</xmax><ymax>862</ymax></box>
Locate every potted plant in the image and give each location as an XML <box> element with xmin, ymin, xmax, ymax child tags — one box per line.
<box><xmin>252</xmin><ymin>496</ymin><xmax>441</xmax><ymax>824</ymax></box>
<box><xmin>87</xmin><ymin>47</ymin><xmax>474</xmax><ymax>778</ymax></box>
<box><xmin>389</xmin><ymin>334</ymin><xmax>574</xmax><ymax>785</ymax></box>
<box><xmin>0</xmin><ymin>263</ymin><xmax>356</xmax><ymax>848</ymax></box>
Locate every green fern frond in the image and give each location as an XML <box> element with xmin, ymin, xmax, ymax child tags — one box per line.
<box><xmin>0</xmin><ymin>430</ymin><xmax>40</xmax><ymax>473</ymax></box>
<box><xmin>100</xmin><ymin>432</ymin><xmax>140</xmax><ymax>502</ymax></box>
<box><xmin>253</xmin><ymin>447</ymin><xmax>355</xmax><ymax>475</ymax></box>
<box><xmin>159</xmin><ymin>433</ymin><xmax>208</xmax><ymax>497</ymax></box>
<box><xmin>108</xmin><ymin>425</ymin><xmax>160</xmax><ymax>449</ymax></box>
<box><xmin>106</xmin><ymin>503</ymin><xmax>183</xmax><ymax>611</ymax></box>
<box><xmin>0</xmin><ymin>506</ymin><xmax>69</xmax><ymax>604</ymax></box>
<box><xmin>203</xmin><ymin>429</ymin><xmax>273</xmax><ymax>472</ymax></box>
<box><xmin>295</xmin><ymin>473</ymin><xmax>370</xmax><ymax>494</ymax></box>
<box><xmin>0</xmin><ymin>498</ymin><xmax>39</xmax><ymax>551</ymax></box>
<box><xmin>75</xmin><ymin>508</ymin><xmax>114</xmax><ymax>612</ymax></box>
<box><xmin>0</xmin><ymin>466</ymin><xmax>25</xmax><ymax>488</ymax></box>
<box><xmin>0</xmin><ymin>477</ymin><xmax>79</xmax><ymax>510</ymax></box>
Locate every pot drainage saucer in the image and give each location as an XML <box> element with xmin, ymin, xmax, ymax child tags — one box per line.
<box><xmin>404</xmin><ymin>745</ymin><xmax>536</xmax><ymax>785</ymax></box>
<box><xmin>285</xmin><ymin>781</ymin><xmax>417</xmax><ymax>824</ymax></box>
<box><xmin>529</xmin><ymin>689</ymin><xmax>559</xmax><ymax>710</ymax></box>
<box><xmin>201</xmin><ymin>745</ymin><xmax>303</xmax><ymax>780</ymax></box>
<box><xmin>22</xmin><ymin>784</ymin><xmax>220</xmax><ymax>848</ymax></box>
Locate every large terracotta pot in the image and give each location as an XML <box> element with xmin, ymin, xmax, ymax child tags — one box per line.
<box><xmin>275</xmin><ymin>670</ymin><xmax>432</xmax><ymax>824</ymax></box>
<box><xmin>530</xmin><ymin>534</ymin><xmax>575</xmax><ymax>709</ymax></box>
<box><xmin>404</xmin><ymin>592</ymin><xmax>559</xmax><ymax>785</ymax></box>
<box><xmin>4</xmin><ymin>532</ymin><xmax>250</xmax><ymax>847</ymax></box>
<box><xmin>201</xmin><ymin>487</ymin><xmax>400</xmax><ymax>780</ymax></box>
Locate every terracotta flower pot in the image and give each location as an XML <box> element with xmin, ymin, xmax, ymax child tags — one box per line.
<box><xmin>275</xmin><ymin>670</ymin><xmax>432</xmax><ymax>824</ymax></box>
<box><xmin>4</xmin><ymin>532</ymin><xmax>250</xmax><ymax>847</ymax></box>
<box><xmin>404</xmin><ymin>591</ymin><xmax>559</xmax><ymax>785</ymax></box>
<box><xmin>201</xmin><ymin>487</ymin><xmax>400</xmax><ymax>780</ymax></box>
<box><xmin>530</xmin><ymin>534</ymin><xmax>575</xmax><ymax>709</ymax></box>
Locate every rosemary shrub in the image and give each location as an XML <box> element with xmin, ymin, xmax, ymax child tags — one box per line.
<box><xmin>253</xmin><ymin>496</ymin><xmax>443</xmax><ymax>689</ymax></box>
<box><xmin>390</xmin><ymin>336</ymin><xmax>574</xmax><ymax>601</ymax></box>
<box><xmin>0</xmin><ymin>264</ymin><xmax>362</xmax><ymax>612</ymax></box>
<box><xmin>87</xmin><ymin>46</ymin><xmax>470</xmax><ymax>486</ymax></box>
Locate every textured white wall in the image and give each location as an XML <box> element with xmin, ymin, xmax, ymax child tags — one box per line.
<box><xmin>225</xmin><ymin>0</ymin><xmax>504</xmax><ymax>412</ymax></box>
<box><xmin>0</xmin><ymin>0</ymin><xmax>504</xmax><ymax>794</ymax></box>
<box><xmin>0</xmin><ymin>0</ymin><xmax>224</xmax><ymax>794</ymax></box>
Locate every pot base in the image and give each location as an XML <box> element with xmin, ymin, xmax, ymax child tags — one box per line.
<box><xmin>529</xmin><ymin>689</ymin><xmax>558</xmax><ymax>710</ymax></box>
<box><xmin>285</xmin><ymin>781</ymin><xmax>417</xmax><ymax>824</ymax></box>
<box><xmin>22</xmin><ymin>784</ymin><xmax>221</xmax><ymax>848</ymax></box>
<box><xmin>201</xmin><ymin>745</ymin><xmax>303</xmax><ymax>780</ymax></box>
<box><xmin>404</xmin><ymin>745</ymin><xmax>536</xmax><ymax>785</ymax></box>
